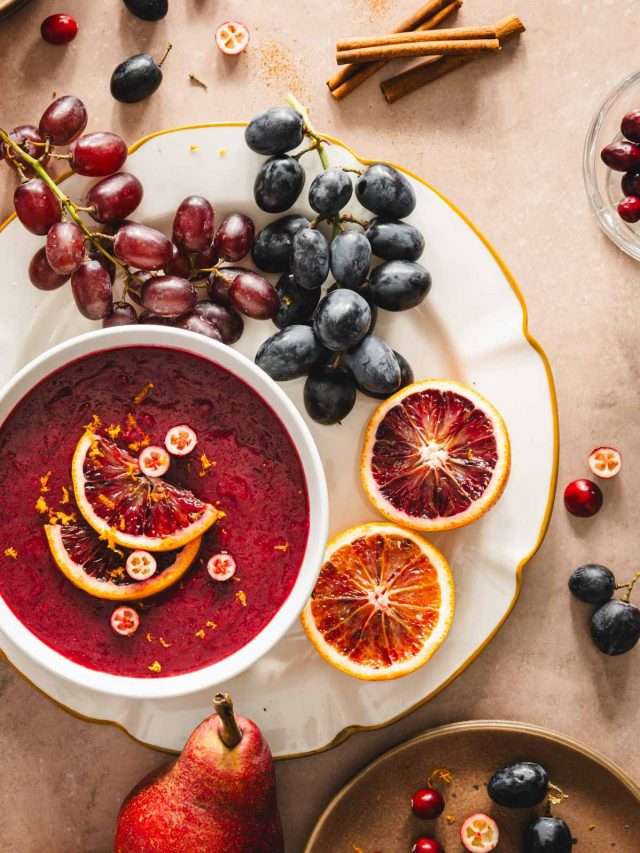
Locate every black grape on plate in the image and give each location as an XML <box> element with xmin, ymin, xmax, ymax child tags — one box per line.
<box><xmin>252</xmin><ymin>215</ymin><xmax>309</xmax><ymax>272</ymax></box>
<box><xmin>274</xmin><ymin>273</ymin><xmax>320</xmax><ymax>329</ymax></box>
<box><xmin>330</xmin><ymin>231</ymin><xmax>372</xmax><ymax>289</ymax></box>
<box><xmin>291</xmin><ymin>227</ymin><xmax>330</xmax><ymax>290</ymax></box>
<box><xmin>256</xmin><ymin>325</ymin><xmax>326</xmax><ymax>381</ymax></box>
<box><xmin>304</xmin><ymin>365</ymin><xmax>357</xmax><ymax>425</ymax></box>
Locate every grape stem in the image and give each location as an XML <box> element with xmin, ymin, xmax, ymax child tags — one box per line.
<box><xmin>619</xmin><ymin>570</ymin><xmax>640</xmax><ymax>603</ymax></box>
<box><xmin>286</xmin><ymin>93</ymin><xmax>330</xmax><ymax>171</ymax></box>
<box><xmin>339</xmin><ymin>213</ymin><xmax>369</xmax><ymax>229</ymax></box>
<box><xmin>0</xmin><ymin>127</ymin><xmax>128</xmax><ymax>278</ymax></box>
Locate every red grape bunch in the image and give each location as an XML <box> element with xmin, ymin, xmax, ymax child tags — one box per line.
<box><xmin>1</xmin><ymin>94</ymin><xmax>278</xmax><ymax>343</ymax></box>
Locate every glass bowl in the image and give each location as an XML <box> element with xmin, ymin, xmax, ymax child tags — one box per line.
<box><xmin>583</xmin><ymin>70</ymin><xmax>640</xmax><ymax>261</ymax></box>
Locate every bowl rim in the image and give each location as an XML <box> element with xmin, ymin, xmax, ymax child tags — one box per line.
<box><xmin>0</xmin><ymin>325</ymin><xmax>329</xmax><ymax>700</ymax></box>
<box><xmin>583</xmin><ymin>68</ymin><xmax>640</xmax><ymax>261</ymax></box>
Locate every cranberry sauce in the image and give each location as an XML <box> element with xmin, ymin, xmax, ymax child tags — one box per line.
<box><xmin>0</xmin><ymin>346</ymin><xmax>309</xmax><ymax>677</ymax></box>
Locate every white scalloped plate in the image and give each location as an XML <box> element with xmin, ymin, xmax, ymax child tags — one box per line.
<box><xmin>0</xmin><ymin>123</ymin><xmax>558</xmax><ymax>757</ymax></box>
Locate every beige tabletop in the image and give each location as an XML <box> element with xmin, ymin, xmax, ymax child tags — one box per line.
<box><xmin>0</xmin><ymin>1</ymin><xmax>638</xmax><ymax>851</ymax></box>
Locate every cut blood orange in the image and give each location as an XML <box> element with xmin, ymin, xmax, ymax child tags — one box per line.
<box><xmin>45</xmin><ymin>519</ymin><xmax>201</xmax><ymax>601</ymax></box>
<box><xmin>361</xmin><ymin>380</ymin><xmax>510</xmax><ymax>532</ymax></box>
<box><xmin>72</xmin><ymin>430</ymin><xmax>219</xmax><ymax>551</ymax></box>
<box><xmin>301</xmin><ymin>522</ymin><xmax>454</xmax><ymax>680</ymax></box>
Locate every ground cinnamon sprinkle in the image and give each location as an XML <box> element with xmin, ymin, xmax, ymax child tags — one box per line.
<box><xmin>257</xmin><ymin>40</ymin><xmax>309</xmax><ymax>100</ymax></box>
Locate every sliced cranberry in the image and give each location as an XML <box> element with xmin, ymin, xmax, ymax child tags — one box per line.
<box><xmin>165</xmin><ymin>425</ymin><xmax>198</xmax><ymax>456</ymax></box>
<box><xmin>111</xmin><ymin>606</ymin><xmax>140</xmax><ymax>636</ymax></box>
<box><xmin>215</xmin><ymin>21</ymin><xmax>250</xmax><ymax>55</ymax></box>
<box><xmin>588</xmin><ymin>446</ymin><xmax>622</xmax><ymax>479</ymax></box>
<box><xmin>126</xmin><ymin>550</ymin><xmax>157</xmax><ymax>581</ymax></box>
<box><xmin>460</xmin><ymin>813</ymin><xmax>499</xmax><ymax>852</ymax></box>
<box><xmin>139</xmin><ymin>445</ymin><xmax>170</xmax><ymax>477</ymax></box>
<box><xmin>207</xmin><ymin>552</ymin><xmax>237</xmax><ymax>581</ymax></box>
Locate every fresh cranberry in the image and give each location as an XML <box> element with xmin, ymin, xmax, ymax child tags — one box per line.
<box><xmin>618</xmin><ymin>196</ymin><xmax>640</xmax><ymax>222</ymax></box>
<box><xmin>621</xmin><ymin>110</ymin><xmax>640</xmax><ymax>142</ymax></box>
<box><xmin>412</xmin><ymin>838</ymin><xmax>444</xmax><ymax>853</ymax></box>
<box><xmin>621</xmin><ymin>172</ymin><xmax>640</xmax><ymax>196</ymax></box>
<box><xmin>564</xmin><ymin>478</ymin><xmax>603</xmax><ymax>517</ymax></box>
<box><xmin>41</xmin><ymin>13</ymin><xmax>79</xmax><ymax>45</ymax></box>
<box><xmin>601</xmin><ymin>140</ymin><xmax>640</xmax><ymax>172</ymax></box>
<box><xmin>411</xmin><ymin>788</ymin><xmax>445</xmax><ymax>820</ymax></box>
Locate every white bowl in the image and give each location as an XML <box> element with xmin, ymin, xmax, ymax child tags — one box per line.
<box><xmin>0</xmin><ymin>326</ymin><xmax>328</xmax><ymax>700</ymax></box>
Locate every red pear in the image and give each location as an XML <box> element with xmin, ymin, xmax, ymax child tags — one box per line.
<box><xmin>114</xmin><ymin>694</ymin><xmax>284</xmax><ymax>852</ymax></box>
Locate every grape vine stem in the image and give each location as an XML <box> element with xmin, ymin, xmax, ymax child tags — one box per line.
<box><xmin>619</xmin><ymin>570</ymin><xmax>640</xmax><ymax>603</ymax></box>
<box><xmin>0</xmin><ymin>127</ymin><xmax>128</xmax><ymax>277</ymax></box>
<box><xmin>286</xmin><ymin>93</ymin><xmax>330</xmax><ymax>171</ymax></box>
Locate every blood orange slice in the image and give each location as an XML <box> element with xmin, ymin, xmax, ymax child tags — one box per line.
<box><xmin>45</xmin><ymin>519</ymin><xmax>201</xmax><ymax>601</ymax></box>
<box><xmin>72</xmin><ymin>430</ymin><xmax>219</xmax><ymax>551</ymax></box>
<box><xmin>361</xmin><ymin>380</ymin><xmax>510</xmax><ymax>532</ymax></box>
<box><xmin>301</xmin><ymin>522</ymin><xmax>454</xmax><ymax>680</ymax></box>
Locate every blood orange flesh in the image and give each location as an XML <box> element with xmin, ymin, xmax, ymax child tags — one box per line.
<box><xmin>361</xmin><ymin>380</ymin><xmax>510</xmax><ymax>532</ymax></box>
<box><xmin>302</xmin><ymin>523</ymin><xmax>454</xmax><ymax>680</ymax></box>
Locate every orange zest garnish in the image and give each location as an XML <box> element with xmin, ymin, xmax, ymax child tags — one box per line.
<box><xmin>84</xmin><ymin>414</ymin><xmax>102</xmax><ymax>431</ymax></box>
<box><xmin>98</xmin><ymin>526</ymin><xmax>120</xmax><ymax>552</ymax></box>
<box><xmin>190</xmin><ymin>144</ymin><xmax>200</xmax><ymax>152</ymax></box>
<box><xmin>132</xmin><ymin>383</ymin><xmax>154</xmax><ymax>406</ymax></box>
<box><xmin>198</xmin><ymin>452</ymin><xmax>215</xmax><ymax>477</ymax></box>
<box><xmin>60</xmin><ymin>486</ymin><xmax>70</xmax><ymax>505</ymax></box>
<box><xmin>195</xmin><ymin>629</ymin><xmax>206</xmax><ymax>639</ymax></box>
<box><xmin>35</xmin><ymin>496</ymin><xmax>49</xmax><ymax>514</ymax></box>
<box><xmin>146</xmin><ymin>632</ymin><xmax>154</xmax><ymax>643</ymax></box>
<box><xmin>98</xmin><ymin>493</ymin><xmax>116</xmax><ymax>510</ymax></box>
<box><xmin>48</xmin><ymin>510</ymin><xmax>76</xmax><ymax>526</ymax></box>
<box><xmin>148</xmin><ymin>661</ymin><xmax>162</xmax><ymax>673</ymax></box>
<box><xmin>88</xmin><ymin>439</ymin><xmax>104</xmax><ymax>459</ymax></box>
<box><xmin>236</xmin><ymin>590</ymin><xmax>248</xmax><ymax>607</ymax></box>
<box><xmin>206</xmin><ymin>620</ymin><xmax>217</xmax><ymax>629</ymax></box>
<box><xmin>159</xmin><ymin>637</ymin><xmax>171</xmax><ymax>648</ymax></box>
<box><xmin>39</xmin><ymin>471</ymin><xmax>52</xmax><ymax>493</ymax></box>
<box><xmin>3</xmin><ymin>547</ymin><xmax>18</xmax><ymax>559</ymax></box>
<box><xmin>274</xmin><ymin>541</ymin><xmax>289</xmax><ymax>552</ymax></box>
<box><xmin>106</xmin><ymin>423</ymin><xmax>122</xmax><ymax>439</ymax></box>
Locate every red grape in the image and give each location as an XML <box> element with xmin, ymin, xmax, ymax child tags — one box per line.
<box><xmin>208</xmin><ymin>266</ymin><xmax>245</xmax><ymax>305</ymax></box>
<box><xmin>41</xmin><ymin>13</ymin><xmax>78</xmax><ymax>44</ymax></box>
<box><xmin>87</xmin><ymin>241</ymin><xmax>117</xmax><ymax>282</ymax></box>
<box><xmin>139</xmin><ymin>310</ymin><xmax>174</xmax><ymax>326</ymax></box>
<box><xmin>39</xmin><ymin>95</ymin><xmax>87</xmax><ymax>145</ymax></box>
<box><xmin>193</xmin><ymin>241</ymin><xmax>219</xmax><ymax>270</ymax></box>
<box><xmin>230</xmin><ymin>271</ymin><xmax>278</xmax><ymax>319</ymax></box>
<box><xmin>103</xmin><ymin>302</ymin><xmax>138</xmax><ymax>327</ymax></box>
<box><xmin>28</xmin><ymin>246</ymin><xmax>69</xmax><ymax>291</ymax></box>
<box><xmin>194</xmin><ymin>300</ymin><xmax>244</xmax><ymax>344</ymax></box>
<box><xmin>114</xmin><ymin>222</ymin><xmax>173</xmax><ymax>270</ymax></box>
<box><xmin>176</xmin><ymin>312</ymin><xmax>223</xmax><ymax>340</ymax></box>
<box><xmin>141</xmin><ymin>275</ymin><xmax>197</xmax><ymax>316</ymax></box>
<box><xmin>86</xmin><ymin>172</ymin><xmax>143</xmax><ymax>223</ymax></box>
<box><xmin>71</xmin><ymin>259</ymin><xmax>113</xmax><ymax>319</ymax></box>
<box><xmin>46</xmin><ymin>221</ymin><xmax>86</xmax><ymax>274</ymax></box>
<box><xmin>166</xmin><ymin>244</ymin><xmax>192</xmax><ymax>277</ymax></box>
<box><xmin>2</xmin><ymin>125</ymin><xmax>49</xmax><ymax>176</ymax></box>
<box><xmin>214</xmin><ymin>213</ymin><xmax>255</xmax><ymax>261</ymax></box>
<box><xmin>14</xmin><ymin>178</ymin><xmax>61</xmax><ymax>235</ymax></box>
<box><xmin>173</xmin><ymin>195</ymin><xmax>215</xmax><ymax>253</ymax></box>
<box><xmin>70</xmin><ymin>132</ymin><xmax>127</xmax><ymax>177</ymax></box>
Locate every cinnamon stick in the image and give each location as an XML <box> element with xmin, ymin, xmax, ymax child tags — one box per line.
<box><xmin>336</xmin><ymin>38</ymin><xmax>500</xmax><ymax>65</ymax></box>
<box><xmin>327</xmin><ymin>0</ymin><xmax>461</xmax><ymax>94</ymax></box>
<box><xmin>337</xmin><ymin>25</ymin><xmax>497</xmax><ymax>52</ymax></box>
<box><xmin>380</xmin><ymin>15</ymin><xmax>525</xmax><ymax>104</ymax></box>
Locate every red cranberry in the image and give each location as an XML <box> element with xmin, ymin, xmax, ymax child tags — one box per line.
<box><xmin>564</xmin><ymin>479</ymin><xmax>603</xmax><ymax>518</ymax></box>
<box><xmin>41</xmin><ymin>13</ymin><xmax>78</xmax><ymax>45</ymax></box>
<box><xmin>621</xmin><ymin>110</ymin><xmax>640</xmax><ymax>142</ymax></box>
<box><xmin>618</xmin><ymin>196</ymin><xmax>640</xmax><ymax>222</ymax></box>
<box><xmin>601</xmin><ymin>140</ymin><xmax>640</xmax><ymax>172</ymax></box>
<box><xmin>411</xmin><ymin>788</ymin><xmax>445</xmax><ymax>820</ymax></box>
<box><xmin>412</xmin><ymin>838</ymin><xmax>444</xmax><ymax>853</ymax></box>
<box><xmin>621</xmin><ymin>172</ymin><xmax>640</xmax><ymax>196</ymax></box>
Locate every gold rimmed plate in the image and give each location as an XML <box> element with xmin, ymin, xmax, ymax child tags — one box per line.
<box><xmin>305</xmin><ymin>720</ymin><xmax>640</xmax><ymax>852</ymax></box>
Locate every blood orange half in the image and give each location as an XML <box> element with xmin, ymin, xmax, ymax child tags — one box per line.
<box><xmin>301</xmin><ymin>523</ymin><xmax>454</xmax><ymax>680</ymax></box>
<box><xmin>361</xmin><ymin>380</ymin><xmax>510</xmax><ymax>532</ymax></box>
<box><xmin>45</xmin><ymin>520</ymin><xmax>201</xmax><ymax>601</ymax></box>
<box><xmin>72</xmin><ymin>431</ymin><xmax>219</xmax><ymax>551</ymax></box>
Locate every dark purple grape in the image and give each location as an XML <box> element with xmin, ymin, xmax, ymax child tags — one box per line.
<box><xmin>330</xmin><ymin>231</ymin><xmax>372</xmax><ymax>289</ymax></box>
<box><xmin>111</xmin><ymin>52</ymin><xmax>165</xmax><ymax>103</ymax></box>
<box><xmin>622</xmin><ymin>110</ymin><xmax>640</xmax><ymax>142</ymax></box>
<box><xmin>621</xmin><ymin>172</ymin><xmax>640</xmax><ymax>196</ymax></box>
<box><xmin>193</xmin><ymin>300</ymin><xmax>243</xmax><ymax>344</ymax></box>
<box><xmin>45</xmin><ymin>221</ymin><xmax>86</xmax><ymax>274</ymax></box>
<box><xmin>114</xmin><ymin>222</ymin><xmax>173</xmax><ymax>270</ymax></box>
<box><xmin>139</xmin><ymin>310</ymin><xmax>173</xmax><ymax>325</ymax></box>
<box><xmin>366</xmin><ymin>219</ymin><xmax>425</xmax><ymax>262</ymax></box>
<box><xmin>369</xmin><ymin>260</ymin><xmax>431</xmax><ymax>311</ymax></box>
<box><xmin>304</xmin><ymin>365</ymin><xmax>357</xmax><ymax>424</ymax></box>
<box><xmin>601</xmin><ymin>140</ymin><xmax>640</xmax><ymax>172</ymax></box>
<box><xmin>254</xmin><ymin>155</ymin><xmax>305</xmax><ymax>213</ymax></box>
<box><xmin>356</xmin><ymin>163</ymin><xmax>416</xmax><ymax>218</ymax></box>
<box><xmin>70</xmin><ymin>132</ymin><xmax>128</xmax><ymax>177</ymax></box>
<box><xmin>166</xmin><ymin>244</ymin><xmax>192</xmax><ymax>277</ymax></box>
<box><xmin>28</xmin><ymin>246</ymin><xmax>69</xmax><ymax>291</ymax></box>
<box><xmin>524</xmin><ymin>817</ymin><xmax>573</xmax><ymax>853</ymax></box>
<box><xmin>255</xmin><ymin>325</ymin><xmax>326</xmax><ymax>380</ymax></box>
<box><xmin>71</xmin><ymin>260</ymin><xmax>113</xmax><ymax>319</ymax></box>
<box><xmin>173</xmin><ymin>196</ymin><xmax>215</xmax><ymax>253</ymax></box>
<box><xmin>214</xmin><ymin>213</ymin><xmax>255</xmax><ymax>261</ymax></box>
<box><xmin>358</xmin><ymin>350</ymin><xmax>413</xmax><ymax>399</ymax></box>
<box><xmin>313</xmin><ymin>288</ymin><xmax>371</xmax><ymax>351</ymax></box>
<box><xmin>141</xmin><ymin>275</ymin><xmax>196</xmax><ymax>316</ymax></box>
<box><xmin>86</xmin><ymin>172</ymin><xmax>143</xmax><ymax>224</ymax></box>
<box><xmin>274</xmin><ymin>272</ymin><xmax>320</xmax><ymax>329</ymax></box>
<box><xmin>308</xmin><ymin>168</ymin><xmax>353</xmax><ymax>216</ymax></box>
<box><xmin>123</xmin><ymin>0</ymin><xmax>168</xmax><ymax>21</ymax></box>
<box><xmin>591</xmin><ymin>599</ymin><xmax>640</xmax><ymax>655</ymax></box>
<box><xmin>2</xmin><ymin>125</ymin><xmax>49</xmax><ymax>176</ymax></box>
<box><xmin>343</xmin><ymin>335</ymin><xmax>401</xmax><ymax>396</ymax></box>
<box><xmin>252</xmin><ymin>214</ymin><xmax>309</xmax><ymax>272</ymax></box>
<box><xmin>14</xmin><ymin>179</ymin><xmax>61</xmax><ymax>235</ymax></box>
<box><xmin>568</xmin><ymin>564</ymin><xmax>615</xmax><ymax>606</ymax></box>
<box><xmin>176</xmin><ymin>312</ymin><xmax>223</xmax><ymax>340</ymax></box>
<box><xmin>103</xmin><ymin>302</ymin><xmax>138</xmax><ymax>327</ymax></box>
<box><xmin>38</xmin><ymin>95</ymin><xmax>87</xmax><ymax>145</ymax></box>
<box><xmin>245</xmin><ymin>106</ymin><xmax>305</xmax><ymax>155</ymax></box>
<box><xmin>230</xmin><ymin>271</ymin><xmax>279</xmax><ymax>319</ymax></box>
<box><xmin>291</xmin><ymin>227</ymin><xmax>329</xmax><ymax>290</ymax></box>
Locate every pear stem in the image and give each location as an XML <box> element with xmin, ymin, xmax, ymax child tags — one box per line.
<box><xmin>213</xmin><ymin>693</ymin><xmax>242</xmax><ymax>749</ymax></box>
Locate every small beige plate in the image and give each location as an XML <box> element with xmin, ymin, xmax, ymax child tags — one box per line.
<box><xmin>305</xmin><ymin>721</ymin><xmax>639</xmax><ymax>853</ymax></box>
<box><xmin>0</xmin><ymin>0</ymin><xmax>31</xmax><ymax>21</ymax></box>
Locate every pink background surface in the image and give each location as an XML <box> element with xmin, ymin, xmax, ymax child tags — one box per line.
<box><xmin>1</xmin><ymin>1</ymin><xmax>639</xmax><ymax>850</ymax></box>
